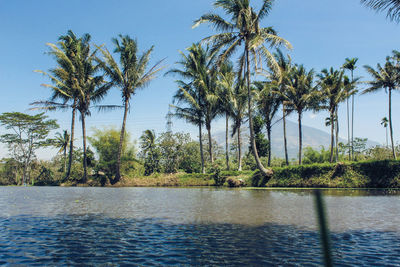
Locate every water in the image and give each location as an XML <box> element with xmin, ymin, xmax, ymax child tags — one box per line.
<box><xmin>0</xmin><ymin>187</ymin><xmax>399</xmax><ymax>266</ymax></box>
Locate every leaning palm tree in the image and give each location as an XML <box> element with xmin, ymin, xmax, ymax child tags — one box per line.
<box><xmin>97</xmin><ymin>35</ymin><xmax>164</xmax><ymax>184</ymax></box>
<box><xmin>277</xmin><ymin>65</ymin><xmax>316</xmax><ymax>165</ymax></box>
<box><xmin>343</xmin><ymin>57</ymin><xmax>358</xmax><ymax>161</ymax></box>
<box><xmin>364</xmin><ymin>56</ymin><xmax>398</xmax><ymax>159</ymax></box>
<box><xmin>193</xmin><ymin>0</ymin><xmax>292</xmax><ymax>176</ymax></box>
<box><xmin>32</xmin><ymin>30</ymin><xmax>87</xmax><ymax>181</ymax></box>
<box><xmin>361</xmin><ymin>0</ymin><xmax>400</xmax><ymax>21</ymax></box>
<box><xmin>53</xmin><ymin>130</ymin><xmax>70</xmax><ymax>172</ymax></box>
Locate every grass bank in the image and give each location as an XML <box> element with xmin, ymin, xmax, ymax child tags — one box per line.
<box><xmin>250</xmin><ymin>160</ymin><xmax>400</xmax><ymax>188</ymax></box>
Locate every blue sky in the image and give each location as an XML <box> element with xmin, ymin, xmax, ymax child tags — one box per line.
<box><xmin>1</xmin><ymin>0</ymin><xmax>400</xmax><ymax>159</ymax></box>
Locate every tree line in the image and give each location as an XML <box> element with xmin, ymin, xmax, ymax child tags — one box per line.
<box><xmin>1</xmin><ymin>0</ymin><xmax>400</xmax><ymax>185</ymax></box>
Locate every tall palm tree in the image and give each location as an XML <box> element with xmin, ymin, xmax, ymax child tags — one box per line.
<box><xmin>97</xmin><ymin>35</ymin><xmax>164</xmax><ymax>184</ymax></box>
<box><xmin>193</xmin><ymin>0</ymin><xmax>291</xmax><ymax>176</ymax></box>
<box><xmin>343</xmin><ymin>57</ymin><xmax>358</xmax><ymax>161</ymax></box>
<box><xmin>167</xmin><ymin>44</ymin><xmax>219</xmax><ymax>166</ymax></box>
<box><xmin>217</xmin><ymin>62</ymin><xmax>235</xmax><ymax>170</ymax></box>
<box><xmin>364</xmin><ymin>56</ymin><xmax>398</xmax><ymax>159</ymax></box>
<box><xmin>318</xmin><ymin>68</ymin><xmax>350</xmax><ymax>162</ymax></box>
<box><xmin>277</xmin><ymin>65</ymin><xmax>316</xmax><ymax>165</ymax></box>
<box><xmin>53</xmin><ymin>130</ymin><xmax>70</xmax><ymax>172</ymax></box>
<box><xmin>32</xmin><ymin>30</ymin><xmax>87</xmax><ymax>181</ymax></box>
<box><xmin>254</xmin><ymin>81</ymin><xmax>281</xmax><ymax>166</ymax></box>
<box><xmin>361</xmin><ymin>0</ymin><xmax>400</xmax><ymax>21</ymax></box>
<box><xmin>230</xmin><ymin>78</ymin><xmax>248</xmax><ymax>171</ymax></box>
<box><xmin>272</xmin><ymin>50</ymin><xmax>293</xmax><ymax>166</ymax></box>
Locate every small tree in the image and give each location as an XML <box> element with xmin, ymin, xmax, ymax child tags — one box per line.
<box><xmin>0</xmin><ymin>112</ymin><xmax>58</xmax><ymax>185</ymax></box>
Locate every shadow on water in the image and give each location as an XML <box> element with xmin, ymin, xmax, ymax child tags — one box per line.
<box><xmin>0</xmin><ymin>214</ymin><xmax>399</xmax><ymax>266</ymax></box>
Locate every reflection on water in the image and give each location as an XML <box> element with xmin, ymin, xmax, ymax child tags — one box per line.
<box><xmin>0</xmin><ymin>187</ymin><xmax>399</xmax><ymax>265</ymax></box>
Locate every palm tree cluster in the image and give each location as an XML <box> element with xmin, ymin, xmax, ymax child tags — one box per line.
<box><xmin>32</xmin><ymin>31</ymin><xmax>163</xmax><ymax>183</ymax></box>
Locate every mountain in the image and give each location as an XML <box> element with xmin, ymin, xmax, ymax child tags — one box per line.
<box><xmin>213</xmin><ymin>119</ymin><xmax>380</xmax><ymax>159</ymax></box>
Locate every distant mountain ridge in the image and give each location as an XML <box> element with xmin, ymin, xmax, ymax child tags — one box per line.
<box><xmin>213</xmin><ymin>119</ymin><xmax>380</xmax><ymax>159</ymax></box>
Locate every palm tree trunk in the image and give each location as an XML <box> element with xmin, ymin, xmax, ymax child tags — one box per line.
<box><xmin>65</xmin><ymin>100</ymin><xmax>76</xmax><ymax>181</ymax></box>
<box><xmin>199</xmin><ymin>124</ymin><xmax>205</xmax><ymax>174</ymax></box>
<box><xmin>114</xmin><ymin>98</ymin><xmax>129</xmax><ymax>184</ymax></box>
<box><xmin>347</xmin><ymin>98</ymin><xmax>351</xmax><ymax>161</ymax></box>
<box><xmin>335</xmin><ymin>110</ymin><xmax>339</xmax><ymax>162</ymax></box>
<box><xmin>298</xmin><ymin>111</ymin><xmax>303</xmax><ymax>165</ymax></box>
<box><xmin>351</xmin><ymin>94</ymin><xmax>355</xmax><ymax>160</ymax></box>
<box><xmin>225</xmin><ymin>113</ymin><xmax>230</xmax><ymax>170</ymax></box>
<box><xmin>238</xmin><ymin>121</ymin><xmax>242</xmax><ymax>171</ymax></box>
<box><xmin>63</xmin><ymin>148</ymin><xmax>67</xmax><ymax>173</ymax></box>
<box><xmin>351</xmin><ymin>70</ymin><xmax>355</xmax><ymax>161</ymax></box>
<box><xmin>245</xmin><ymin>46</ymin><xmax>272</xmax><ymax>176</ymax></box>
<box><xmin>81</xmin><ymin>113</ymin><xmax>87</xmax><ymax>183</ymax></box>
<box><xmin>267</xmin><ymin>122</ymin><xmax>272</xmax><ymax>167</ymax></box>
<box><xmin>330</xmin><ymin>111</ymin><xmax>335</xmax><ymax>163</ymax></box>
<box><xmin>389</xmin><ymin>88</ymin><xmax>397</xmax><ymax>159</ymax></box>
<box><xmin>283</xmin><ymin>105</ymin><xmax>289</xmax><ymax>166</ymax></box>
<box><xmin>206</xmin><ymin>122</ymin><xmax>213</xmax><ymax>163</ymax></box>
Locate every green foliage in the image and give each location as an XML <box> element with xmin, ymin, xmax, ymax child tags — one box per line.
<box><xmin>303</xmin><ymin>147</ymin><xmax>331</xmax><ymax>164</ymax></box>
<box><xmin>252</xmin><ymin>115</ymin><xmax>269</xmax><ymax>157</ymax></box>
<box><xmin>89</xmin><ymin>127</ymin><xmax>137</xmax><ymax>180</ymax></box>
<box><xmin>0</xmin><ymin>112</ymin><xmax>59</xmax><ymax>184</ymax></box>
<box><xmin>210</xmin><ymin>165</ymin><xmax>226</xmax><ymax>186</ymax></box>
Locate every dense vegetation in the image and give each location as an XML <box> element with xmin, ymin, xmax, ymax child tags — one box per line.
<box><xmin>1</xmin><ymin>0</ymin><xmax>400</xmax><ymax>187</ymax></box>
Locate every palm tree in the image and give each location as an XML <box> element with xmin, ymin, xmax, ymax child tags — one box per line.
<box><xmin>272</xmin><ymin>50</ymin><xmax>293</xmax><ymax>166</ymax></box>
<box><xmin>170</xmin><ymin>82</ymin><xmax>205</xmax><ymax>173</ymax></box>
<box><xmin>277</xmin><ymin>65</ymin><xmax>316</xmax><ymax>165</ymax></box>
<box><xmin>318</xmin><ymin>68</ymin><xmax>351</xmax><ymax>162</ymax></box>
<box><xmin>361</xmin><ymin>0</ymin><xmax>400</xmax><ymax>21</ymax></box>
<box><xmin>140</xmin><ymin>129</ymin><xmax>157</xmax><ymax>156</ymax></box>
<box><xmin>230</xmin><ymin>78</ymin><xmax>248</xmax><ymax>171</ymax></box>
<box><xmin>167</xmin><ymin>44</ymin><xmax>219</xmax><ymax>166</ymax></box>
<box><xmin>97</xmin><ymin>35</ymin><xmax>164</xmax><ymax>184</ymax></box>
<box><xmin>364</xmin><ymin>56</ymin><xmax>398</xmax><ymax>159</ymax></box>
<box><xmin>53</xmin><ymin>130</ymin><xmax>70</xmax><ymax>172</ymax></box>
<box><xmin>254</xmin><ymin>81</ymin><xmax>281</xmax><ymax>166</ymax></box>
<box><xmin>381</xmin><ymin>117</ymin><xmax>389</xmax><ymax>147</ymax></box>
<box><xmin>217</xmin><ymin>62</ymin><xmax>235</xmax><ymax>170</ymax></box>
<box><xmin>32</xmin><ymin>30</ymin><xmax>87</xmax><ymax>181</ymax></box>
<box><xmin>343</xmin><ymin>57</ymin><xmax>358</xmax><ymax>161</ymax></box>
<box><xmin>193</xmin><ymin>0</ymin><xmax>291</xmax><ymax>176</ymax></box>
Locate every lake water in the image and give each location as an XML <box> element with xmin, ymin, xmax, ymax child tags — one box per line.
<box><xmin>0</xmin><ymin>187</ymin><xmax>399</xmax><ymax>266</ymax></box>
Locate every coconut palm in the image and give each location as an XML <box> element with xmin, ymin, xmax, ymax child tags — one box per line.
<box><xmin>381</xmin><ymin>117</ymin><xmax>389</xmax><ymax>147</ymax></box>
<box><xmin>361</xmin><ymin>0</ymin><xmax>400</xmax><ymax>21</ymax></box>
<box><xmin>170</xmin><ymin>82</ymin><xmax>206</xmax><ymax>173</ymax></box>
<box><xmin>217</xmin><ymin>62</ymin><xmax>235</xmax><ymax>170</ymax></box>
<box><xmin>254</xmin><ymin>81</ymin><xmax>281</xmax><ymax>166</ymax></box>
<box><xmin>364</xmin><ymin>56</ymin><xmax>398</xmax><ymax>159</ymax></box>
<box><xmin>53</xmin><ymin>130</ymin><xmax>70</xmax><ymax>172</ymax></box>
<box><xmin>272</xmin><ymin>50</ymin><xmax>293</xmax><ymax>166</ymax></box>
<box><xmin>32</xmin><ymin>31</ymin><xmax>88</xmax><ymax>181</ymax></box>
<box><xmin>97</xmin><ymin>35</ymin><xmax>164</xmax><ymax>184</ymax></box>
<box><xmin>277</xmin><ymin>65</ymin><xmax>316</xmax><ymax>165</ymax></box>
<box><xmin>230</xmin><ymin>78</ymin><xmax>248</xmax><ymax>171</ymax></box>
<box><xmin>343</xmin><ymin>57</ymin><xmax>358</xmax><ymax>161</ymax></box>
<box><xmin>193</xmin><ymin>0</ymin><xmax>291</xmax><ymax>176</ymax></box>
<box><xmin>167</xmin><ymin>44</ymin><xmax>219</xmax><ymax>166</ymax></box>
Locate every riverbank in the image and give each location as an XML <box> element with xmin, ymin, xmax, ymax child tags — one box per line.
<box><xmin>3</xmin><ymin>159</ymin><xmax>399</xmax><ymax>188</ymax></box>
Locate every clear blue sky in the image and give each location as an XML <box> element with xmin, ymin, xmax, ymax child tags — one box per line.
<box><xmin>1</xmin><ymin>0</ymin><xmax>400</xmax><ymax>159</ymax></box>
